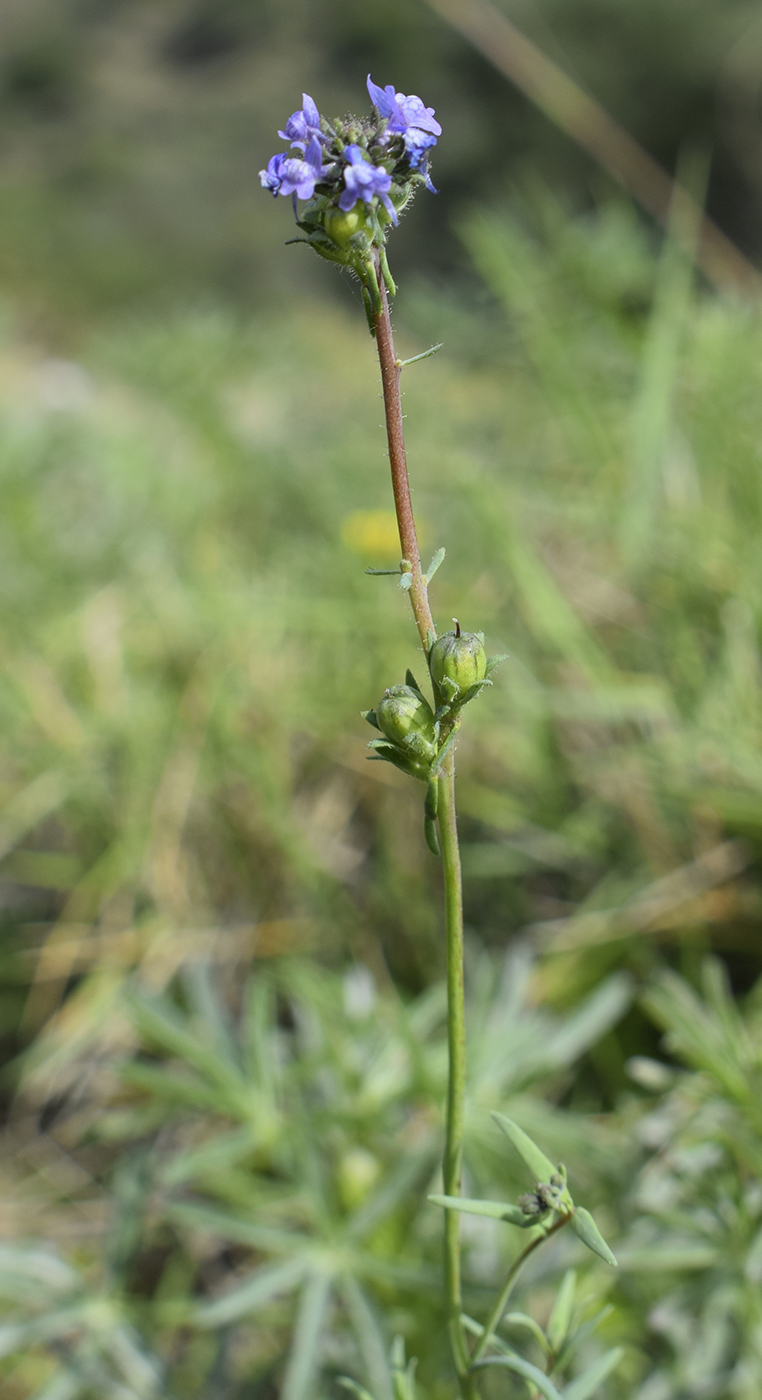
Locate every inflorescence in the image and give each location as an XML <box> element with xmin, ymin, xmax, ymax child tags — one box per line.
<box><xmin>259</xmin><ymin>77</ymin><xmax>441</xmax><ymax>327</ymax></box>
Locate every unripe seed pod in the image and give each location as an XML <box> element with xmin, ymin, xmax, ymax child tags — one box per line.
<box><xmin>325</xmin><ymin>206</ymin><xmax>369</xmax><ymax>248</ymax></box>
<box><xmin>375</xmin><ymin>685</ymin><xmax>436</xmax><ymax>752</ymax></box>
<box><xmin>429</xmin><ymin>621</ymin><xmax>487</xmax><ymax>695</ymax></box>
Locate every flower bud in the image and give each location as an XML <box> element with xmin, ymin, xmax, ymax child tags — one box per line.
<box><xmin>375</xmin><ymin>685</ymin><xmax>436</xmax><ymax>752</ymax></box>
<box><xmin>429</xmin><ymin>621</ymin><xmax>487</xmax><ymax>697</ymax></box>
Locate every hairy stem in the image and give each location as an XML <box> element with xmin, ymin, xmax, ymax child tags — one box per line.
<box><xmin>373</xmin><ymin>266</ymin><xmax>435</xmax><ymax>652</ymax></box>
<box><xmin>373</xmin><ymin>267</ymin><xmax>476</xmax><ymax>1399</ymax></box>
<box><xmin>470</xmin><ymin>1215</ymin><xmax>572</xmax><ymax>1367</ymax></box>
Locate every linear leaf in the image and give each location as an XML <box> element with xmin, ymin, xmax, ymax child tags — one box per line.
<box><xmin>547</xmin><ymin>1269</ymin><xmax>576</xmax><ymax>1351</ymax></box>
<box><xmin>196</xmin><ymin>1254</ymin><xmax>308</xmax><ymax>1326</ymax></box>
<box><xmin>166</xmin><ymin>1200</ymin><xmax>307</xmax><ymax>1254</ymax></box>
<box><xmin>340</xmin><ymin>1276</ymin><xmax>393</xmax><ymax>1400</ymax></box>
<box><xmin>427</xmin><ymin>1194</ymin><xmax>532</xmax><ymax>1227</ymax></box>
<box><xmin>502</xmin><ymin>1312</ymin><xmax>551</xmax><ymax>1354</ymax></box>
<box><xmin>570</xmin><ymin>1209</ymin><xmax>617</xmax><ymax>1267</ymax></box>
<box><xmin>281</xmin><ymin>1271</ymin><xmax>333</xmax><ymax>1400</ymax></box>
<box><xmin>338</xmin><ymin>1380</ymin><xmax>377</xmax><ymax>1400</ymax></box>
<box><xmin>492</xmin><ymin>1114</ymin><xmax>558</xmax><ymax>1182</ymax></box>
<box><xmin>564</xmin><ymin>1347</ymin><xmax>624</xmax><ymax>1400</ymax></box>
<box><xmin>472</xmin><ymin>1353</ymin><xmax>563</xmax><ymax>1400</ymax></box>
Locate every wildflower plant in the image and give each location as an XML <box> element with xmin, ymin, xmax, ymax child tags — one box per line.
<box><xmin>259</xmin><ymin>76</ymin><xmax>623</xmax><ymax>1400</ymax></box>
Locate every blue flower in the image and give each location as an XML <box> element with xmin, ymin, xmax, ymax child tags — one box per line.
<box><xmin>339</xmin><ymin>145</ymin><xmax>398</xmax><ymax>225</ymax></box>
<box><xmin>259</xmin><ymin>137</ymin><xmax>333</xmax><ymax>200</ymax></box>
<box><xmin>278</xmin><ymin>93</ymin><xmax>327</xmax><ymax>151</ymax></box>
<box><xmin>366</xmin><ymin>76</ymin><xmax>442</xmax><ymax>149</ymax></box>
<box><xmin>259</xmin><ymin>153</ymin><xmax>285</xmax><ymax>195</ymax></box>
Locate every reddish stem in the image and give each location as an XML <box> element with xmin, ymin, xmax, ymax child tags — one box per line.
<box><xmin>373</xmin><ymin>267</ymin><xmax>436</xmax><ymax>652</ymax></box>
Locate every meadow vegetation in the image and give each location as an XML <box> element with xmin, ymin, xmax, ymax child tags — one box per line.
<box><xmin>1</xmin><ymin>189</ymin><xmax>762</xmax><ymax>1397</ymax></box>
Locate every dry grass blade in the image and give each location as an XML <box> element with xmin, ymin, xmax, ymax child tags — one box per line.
<box><xmin>424</xmin><ymin>0</ymin><xmax>762</xmax><ymax>293</ymax></box>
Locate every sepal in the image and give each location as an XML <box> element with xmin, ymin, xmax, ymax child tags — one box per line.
<box><xmin>486</xmin><ymin>652</ymin><xmax>509</xmax><ymax>677</ymax></box>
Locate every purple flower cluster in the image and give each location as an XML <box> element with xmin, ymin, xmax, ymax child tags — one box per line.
<box><xmin>260</xmin><ymin>135</ymin><xmax>332</xmax><ymax>201</ymax></box>
<box><xmin>339</xmin><ymin>146</ymin><xmax>398</xmax><ymax>225</ymax></box>
<box><xmin>277</xmin><ymin>93</ymin><xmax>327</xmax><ymax>153</ymax></box>
<box><xmin>366</xmin><ymin>75</ymin><xmax>441</xmax><ymax>178</ymax></box>
<box><xmin>259</xmin><ymin>79</ymin><xmax>440</xmax><ymax>229</ymax></box>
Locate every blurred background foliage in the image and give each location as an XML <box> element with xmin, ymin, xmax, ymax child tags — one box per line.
<box><xmin>2</xmin><ymin>0</ymin><xmax>762</xmax><ymax>1396</ymax></box>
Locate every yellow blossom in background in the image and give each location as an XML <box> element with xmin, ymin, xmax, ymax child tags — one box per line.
<box><xmin>341</xmin><ymin>509</ymin><xmax>427</xmax><ymax>559</ymax></box>
<box><xmin>340</xmin><ymin>509</ymin><xmax>400</xmax><ymax>559</ymax></box>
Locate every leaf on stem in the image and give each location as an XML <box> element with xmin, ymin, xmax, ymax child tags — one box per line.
<box><xmin>547</xmin><ymin>1269</ymin><xmax>576</xmax><ymax>1352</ymax></box>
<box><xmin>424</xmin><ymin>547</ymin><xmax>445</xmax><ymax>584</ymax></box>
<box><xmin>570</xmin><ymin>1208</ymin><xmax>617</xmax><ymax>1267</ymax></box>
<box><xmin>471</xmin><ymin>1353</ymin><xmax>563</xmax><ymax>1400</ymax></box>
<box><xmin>397</xmin><ymin>344</ymin><xmax>443</xmax><ymax>368</ymax></box>
<box><xmin>427</xmin><ymin>1194</ymin><xmax>535</xmax><ymax>1227</ymax></box>
<box><xmin>491</xmin><ymin>1113</ymin><xmax>559</xmax><ymax>1183</ymax></box>
<box><xmin>563</xmin><ymin>1348</ymin><xmax>624</xmax><ymax>1400</ymax></box>
<box><xmin>339</xmin><ymin>1381</ymin><xmax>377</xmax><ymax>1400</ymax></box>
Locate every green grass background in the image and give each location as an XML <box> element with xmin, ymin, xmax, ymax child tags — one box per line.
<box><xmin>2</xmin><ymin>2</ymin><xmax>762</xmax><ymax>1396</ymax></box>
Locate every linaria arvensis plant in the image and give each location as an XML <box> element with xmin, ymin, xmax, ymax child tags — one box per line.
<box><xmin>261</xmin><ymin>77</ymin><xmax>623</xmax><ymax>1400</ymax></box>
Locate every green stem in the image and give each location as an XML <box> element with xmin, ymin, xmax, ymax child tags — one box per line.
<box><xmin>373</xmin><ymin>266</ymin><xmax>477</xmax><ymax>1400</ymax></box>
<box><xmin>470</xmin><ymin>1215</ymin><xmax>572</xmax><ymax>1367</ymax></box>
<box><xmin>438</xmin><ymin>755</ymin><xmax>476</xmax><ymax>1396</ymax></box>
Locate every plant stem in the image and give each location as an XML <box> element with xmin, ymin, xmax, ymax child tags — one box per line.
<box><xmin>373</xmin><ymin>267</ymin><xmax>476</xmax><ymax>1400</ymax></box>
<box><xmin>372</xmin><ymin>267</ymin><xmax>435</xmax><ymax>653</ymax></box>
<box><xmin>438</xmin><ymin>754</ymin><xmax>475</xmax><ymax>1392</ymax></box>
<box><xmin>470</xmin><ymin>1215</ymin><xmax>572</xmax><ymax>1367</ymax></box>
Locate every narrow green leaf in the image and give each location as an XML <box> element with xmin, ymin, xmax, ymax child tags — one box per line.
<box><xmin>398</xmin><ymin>343</ymin><xmax>443</xmax><ymax>368</ymax></box>
<box><xmin>428</xmin><ymin>1194</ymin><xmax>534</xmax><ymax>1227</ymax></box>
<box><xmin>338</xmin><ymin>1380</ymin><xmax>377</xmax><ymax>1400</ymax></box>
<box><xmin>362</xmin><ymin>709</ymin><xmax>381</xmax><ymax>730</ymax></box>
<box><xmin>182</xmin><ymin>960</ymin><xmax>240</xmax><ymax>1071</ymax></box>
<box><xmin>492</xmin><ymin>1114</ymin><xmax>559</xmax><ymax>1183</ymax></box>
<box><xmin>570</xmin><ymin>1209</ymin><xmax>617</xmax><ymax>1267</ymax></box>
<box><xmin>424</xmin><ymin>778</ymin><xmax>438</xmax><ymax>821</ymax></box>
<box><xmin>556</xmin><ymin>1306</ymin><xmax>613</xmax><ymax>1371</ymax></box>
<box><xmin>471</xmin><ymin>1353</ymin><xmax>563</xmax><ymax>1400</ymax></box>
<box><xmin>166</xmin><ymin>1200</ymin><xmax>306</xmax><ymax>1254</ymax></box>
<box><xmin>424</xmin><ymin>817</ymin><xmax>441</xmax><ymax>857</ymax></box>
<box><xmin>281</xmin><ymin>1270</ymin><xmax>333</xmax><ymax>1400</ymax></box>
<box><xmin>340</xmin><ymin>1276</ymin><xmax>393</xmax><ymax>1400</ymax></box>
<box><xmin>461</xmin><ymin>1314</ymin><xmax>515</xmax><ymax>1357</ymax></box>
<box><xmin>502</xmin><ymin>1312</ymin><xmax>551</xmax><ymax>1354</ymax></box>
<box><xmin>196</xmin><ymin>1254</ymin><xmax>308</xmax><ymax>1326</ymax></box>
<box><xmin>424</xmin><ymin>547</ymin><xmax>446</xmax><ymax>583</ymax></box>
<box><xmin>161</xmin><ymin>1125</ymin><xmax>259</xmax><ymax>1187</ymax></box>
<box><xmin>547</xmin><ymin>1269</ymin><xmax>576</xmax><ymax>1351</ymax></box>
<box><xmin>564</xmin><ymin>1347</ymin><xmax>624</xmax><ymax>1400</ymax></box>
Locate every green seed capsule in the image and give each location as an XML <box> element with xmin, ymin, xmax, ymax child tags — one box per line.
<box><xmin>325</xmin><ymin>206</ymin><xmax>370</xmax><ymax>248</ymax></box>
<box><xmin>429</xmin><ymin>621</ymin><xmax>487</xmax><ymax>696</ymax></box>
<box><xmin>375</xmin><ymin>685</ymin><xmax>437</xmax><ymax>754</ymax></box>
